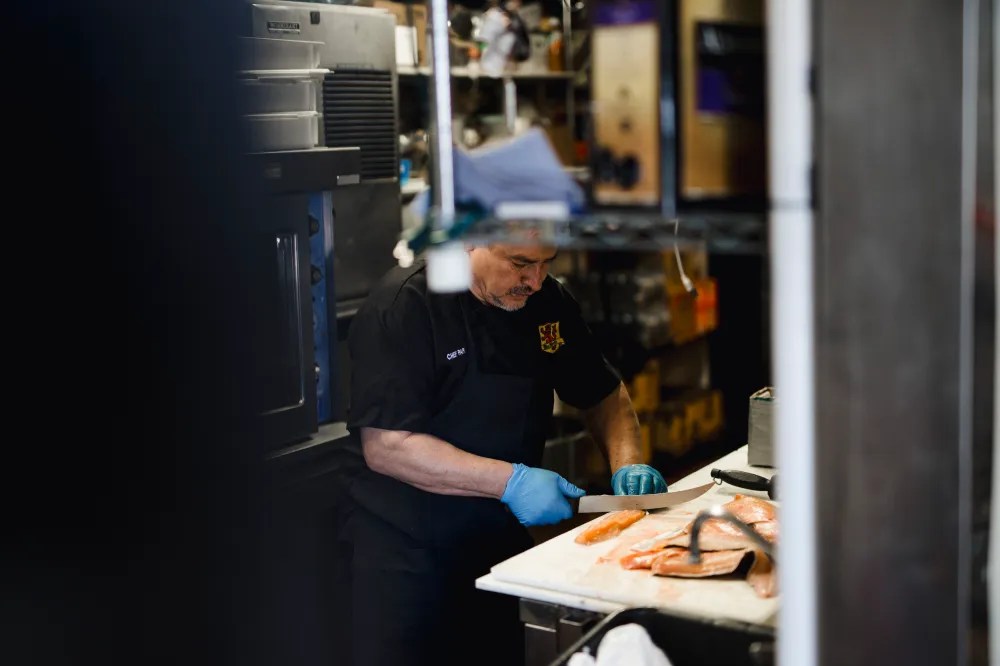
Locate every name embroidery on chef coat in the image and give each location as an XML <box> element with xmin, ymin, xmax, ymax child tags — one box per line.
<box><xmin>538</xmin><ymin>322</ymin><xmax>565</xmax><ymax>354</ymax></box>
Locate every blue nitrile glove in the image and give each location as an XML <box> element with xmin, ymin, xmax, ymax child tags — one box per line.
<box><xmin>611</xmin><ymin>464</ymin><xmax>668</xmax><ymax>496</ymax></box>
<box><xmin>501</xmin><ymin>463</ymin><xmax>586</xmax><ymax>526</ymax></box>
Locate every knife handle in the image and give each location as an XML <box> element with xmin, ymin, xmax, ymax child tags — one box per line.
<box><xmin>710</xmin><ymin>468</ymin><xmax>770</xmax><ymax>493</ymax></box>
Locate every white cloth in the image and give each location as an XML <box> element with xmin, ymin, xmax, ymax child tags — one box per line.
<box><xmin>568</xmin><ymin>623</ymin><xmax>673</xmax><ymax>666</ymax></box>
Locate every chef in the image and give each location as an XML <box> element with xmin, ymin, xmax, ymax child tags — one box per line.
<box><xmin>335</xmin><ymin>242</ymin><xmax>667</xmax><ymax>666</ymax></box>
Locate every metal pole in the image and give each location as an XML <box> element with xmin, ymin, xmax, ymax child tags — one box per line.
<box><xmin>992</xmin><ymin>3</ymin><xmax>1000</xmax><ymax>660</ymax></box>
<box><xmin>957</xmin><ymin>4</ymin><xmax>980</xmax><ymax>665</ymax></box>
<box><xmin>423</xmin><ymin>0</ymin><xmax>471</xmax><ymax>293</ymax></box>
<box><xmin>504</xmin><ymin>78</ymin><xmax>517</xmax><ymax>134</ymax></box>
<box><xmin>563</xmin><ymin>0</ymin><xmax>575</xmax><ymax>170</ymax></box>
<box><xmin>767</xmin><ymin>2</ymin><xmax>817</xmax><ymax>666</ymax></box>
<box><xmin>429</xmin><ymin>0</ymin><xmax>455</xmax><ymax>225</ymax></box>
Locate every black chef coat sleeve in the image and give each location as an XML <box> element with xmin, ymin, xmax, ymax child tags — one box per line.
<box><xmin>347</xmin><ymin>283</ymin><xmax>435</xmax><ymax>434</ymax></box>
<box><xmin>551</xmin><ymin>284</ymin><xmax>622</xmax><ymax>410</ymax></box>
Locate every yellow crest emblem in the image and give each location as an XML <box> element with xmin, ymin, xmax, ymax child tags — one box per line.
<box><xmin>538</xmin><ymin>321</ymin><xmax>565</xmax><ymax>354</ymax></box>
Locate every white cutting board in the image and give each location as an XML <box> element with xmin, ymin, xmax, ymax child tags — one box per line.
<box><xmin>486</xmin><ymin>448</ymin><xmax>779</xmax><ymax>627</ymax></box>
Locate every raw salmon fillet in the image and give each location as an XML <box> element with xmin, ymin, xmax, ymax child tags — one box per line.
<box><xmin>620</xmin><ymin>548</ymin><xmax>671</xmax><ymax>570</ymax></box>
<box><xmin>631</xmin><ymin>496</ymin><xmax>775</xmax><ymax>552</ymax></box>
<box><xmin>657</xmin><ymin>517</ymin><xmax>756</xmax><ymax>551</ymax></box>
<box><xmin>725</xmin><ymin>494</ymin><xmax>777</xmax><ymax>524</ymax></box>
<box><xmin>650</xmin><ymin>547</ymin><xmax>751</xmax><ymax>577</ymax></box>
<box><xmin>753</xmin><ymin>520</ymin><xmax>779</xmax><ymax>544</ymax></box>
<box><xmin>628</xmin><ymin>526</ymin><xmax>689</xmax><ymax>553</ymax></box>
<box><xmin>575</xmin><ymin>510</ymin><xmax>647</xmax><ymax>545</ymax></box>
<box><xmin>747</xmin><ymin>549</ymin><xmax>778</xmax><ymax>598</ymax></box>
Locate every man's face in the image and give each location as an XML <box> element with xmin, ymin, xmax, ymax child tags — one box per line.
<box><xmin>468</xmin><ymin>244</ymin><xmax>558</xmax><ymax>311</ymax></box>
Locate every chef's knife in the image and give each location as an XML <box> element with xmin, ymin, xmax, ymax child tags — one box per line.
<box><xmin>577</xmin><ymin>481</ymin><xmax>715</xmax><ymax>513</ymax></box>
<box><xmin>710</xmin><ymin>468</ymin><xmax>778</xmax><ymax>500</ymax></box>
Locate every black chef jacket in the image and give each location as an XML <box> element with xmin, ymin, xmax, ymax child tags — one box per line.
<box><xmin>348</xmin><ymin>258</ymin><xmax>621</xmax><ymax>436</ymax></box>
<box><xmin>333</xmin><ymin>259</ymin><xmax>623</xmax><ymax>665</ymax></box>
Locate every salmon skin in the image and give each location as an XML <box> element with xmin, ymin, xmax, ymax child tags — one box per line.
<box><xmin>575</xmin><ymin>509</ymin><xmax>647</xmax><ymax>545</ymax></box>
<box><xmin>659</xmin><ymin>517</ymin><xmax>758</xmax><ymax>551</ymax></box>
<box><xmin>631</xmin><ymin>496</ymin><xmax>778</xmax><ymax>552</ymax></box>
<box><xmin>746</xmin><ymin>549</ymin><xmax>778</xmax><ymax>598</ymax></box>
<box><xmin>650</xmin><ymin>547</ymin><xmax>751</xmax><ymax>577</ymax></box>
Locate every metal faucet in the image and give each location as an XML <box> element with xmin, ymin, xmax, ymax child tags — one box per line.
<box><xmin>688</xmin><ymin>505</ymin><xmax>777</xmax><ymax>563</ymax></box>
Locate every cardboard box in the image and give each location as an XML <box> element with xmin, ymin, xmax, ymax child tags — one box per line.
<box><xmin>666</xmin><ymin>276</ymin><xmax>717</xmax><ymax>345</ymax></box>
<box><xmin>747</xmin><ymin>387</ymin><xmax>775</xmax><ymax>467</ymax></box>
<box><xmin>374</xmin><ymin>1</ymin><xmax>428</xmax><ymax>66</ymax></box>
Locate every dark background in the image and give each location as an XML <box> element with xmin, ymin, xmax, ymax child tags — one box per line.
<box><xmin>2</xmin><ymin>2</ymin><xmax>290</xmax><ymax>664</ymax></box>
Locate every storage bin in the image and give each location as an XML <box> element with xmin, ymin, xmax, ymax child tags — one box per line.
<box><xmin>245</xmin><ymin>111</ymin><xmax>319</xmax><ymax>152</ymax></box>
<box><xmin>747</xmin><ymin>387</ymin><xmax>775</xmax><ymax>467</ymax></box>
<box><xmin>239</xmin><ymin>36</ymin><xmax>322</xmax><ymax>70</ymax></box>
<box><xmin>551</xmin><ymin>607</ymin><xmax>775</xmax><ymax>666</ymax></box>
<box><xmin>240</xmin><ymin>75</ymin><xmax>318</xmax><ymax>114</ymax></box>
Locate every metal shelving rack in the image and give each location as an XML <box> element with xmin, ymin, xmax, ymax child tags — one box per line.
<box><xmin>414</xmin><ymin>0</ymin><xmax>766</xmax><ymax>258</ymax></box>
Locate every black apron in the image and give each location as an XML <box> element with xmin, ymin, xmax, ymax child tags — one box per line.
<box><xmin>338</xmin><ymin>295</ymin><xmax>554</xmax><ymax>666</ymax></box>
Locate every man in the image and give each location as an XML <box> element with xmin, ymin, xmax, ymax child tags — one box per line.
<box><xmin>336</xmin><ymin>243</ymin><xmax>667</xmax><ymax>666</ymax></box>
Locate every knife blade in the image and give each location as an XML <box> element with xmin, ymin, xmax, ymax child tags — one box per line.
<box><xmin>577</xmin><ymin>481</ymin><xmax>716</xmax><ymax>513</ymax></box>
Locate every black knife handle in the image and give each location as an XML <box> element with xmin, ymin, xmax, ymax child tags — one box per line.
<box><xmin>711</xmin><ymin>468</ymin><xmax>770</xmax><ymax>492</ymax></box>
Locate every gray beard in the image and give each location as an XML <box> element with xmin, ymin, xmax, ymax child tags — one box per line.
<box><xmin>490</xmin><ymin>293</ymin><xmax>527</xmax><ymax>312</ymax></box>
<box><xmin>474</xmin><ymin>280</ymin><xmax>530</xmax><ymax>312</ymax></box>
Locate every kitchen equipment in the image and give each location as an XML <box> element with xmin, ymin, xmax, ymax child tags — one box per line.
<box><xmin>710</xmin><ymin>468</ymin><xmax>777</xmax><ymax>500</ymax></box>
<box><xmin>578</xmin><ymin>481</ymin><xmax>715</xmax><ymax>513</ymax></box>
<box><xmin>247</xmin><ymin>147</ymin><xmax>362</xmax><ymax>449</ymax></box>
<box><xmin>245</xmin><ymin>111</ymin><xmax>320</xmax><ymax>152</ymax></box>
<box><xmin>240</xmin><ymin>74</ymin><xmax>318</xmax><ymax>114</ymax></box>
<box><xmin>747</xmin><ymin>387</ymin><xmax>775</xmax><ymax>466</ymax></box>
<box><xmin>239</xmin><ymin>36</ymin><xmax>323</xmax><ymax>70</ymax></box>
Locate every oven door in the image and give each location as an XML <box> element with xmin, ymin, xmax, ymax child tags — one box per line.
<box><xmin>254</xmin><ymin>193</ymin><xmax>318</xmax><ymax>450</ymax></box>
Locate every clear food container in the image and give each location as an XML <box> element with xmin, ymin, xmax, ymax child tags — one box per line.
<box><xmin>240</xmin><ymin>75</ymin><xmax>318</xmax><ymax>114</ymax></box>
<box><xmin>244</xmin><ymin>111</ymin><xmax>320</xmax><ymax>152</ymax></box>
<box><xmin>239</xmin><ymin>36</ymin><xmax>323</xmax><ymax>70</ymax></box>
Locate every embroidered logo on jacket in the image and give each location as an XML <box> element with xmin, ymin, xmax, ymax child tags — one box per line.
<box><xmin>538</xmin><ymin>322</ymin><xmax>565</xmax><ymax>354</ymax></box>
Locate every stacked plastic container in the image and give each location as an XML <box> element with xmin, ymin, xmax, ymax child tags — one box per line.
<box><xmin>239</xmin><ymin>37</ymin><xmax>328</xmax><ymax>152</ymax></box>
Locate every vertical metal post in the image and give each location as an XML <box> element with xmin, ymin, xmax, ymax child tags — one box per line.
<box><xmin>428</xmin><ymin>0</ymin><xmax>454</xmax><ymax>226</ymax></box>
<box><xmin>814</xmin><ymin>1</ymin><xmax>974</xmax><ymax>664</ymax></box>
<box><xmin>957</xmin><ymin>4</ymin><xmax>980</xmax><ymax>664</ymax></box>
<box><xmin>561</xmin><ymin>0</ymin><xmax>572</xmax><ymax>73</ymax></box>
<box><xmin>424</xmin><ymin>0</ymin><xmax>471</xmax><ymax>293</ymax></box>
<box><xmin>562</xmin><ymin>0</ymin><xmax>575</xmax><ymax>167</ymax></box>
<box><xmin>767</xmin><ymin>2</ymin><xmax>817</xmax><ymax>666</ymax></box>
<box><xmin>992</xmin><ymin>2</ymin><xmax>1000</xmax><ymax>658</ymax></box>
<box><xmin>504</xmin><ymin>77</ymin><xmax>518</xmax><ymax>134</ymax></box>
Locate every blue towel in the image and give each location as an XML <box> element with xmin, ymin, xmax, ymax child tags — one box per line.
<box><xmin>407</xmin><ymin>129</ymin><xmax>586</xmax><ymax>227</ymax></box>
<box><xmin>453</xmin><ymin>128</ymin><xmax>585</xmax><ymax>215</ymax></box>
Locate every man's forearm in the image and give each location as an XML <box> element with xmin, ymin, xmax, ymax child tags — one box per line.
<box><xmin>361</xmin><ymin>426</ymin><xmax>514</xmax><ymax>498</ymax></box>
<box><xmin>583</xmin><ymin>382</ymin><xmax>645</xmax><ymax>472</ymax></box>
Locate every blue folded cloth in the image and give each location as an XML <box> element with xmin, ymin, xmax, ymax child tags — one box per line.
<box><xmin>406</xmin><ymin>129</ymin><xmax>586</xmax><ymax>229</ymax></box>
<box><xmin>453</xmin><ymin>128</ymin><xmax>585</xmax><ymax>215</ymax></box>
